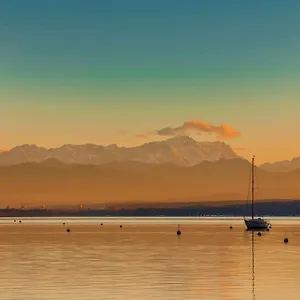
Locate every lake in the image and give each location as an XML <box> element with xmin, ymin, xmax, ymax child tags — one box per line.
<box><xmin>0</xmin><ymin>217</ymin><xmax>299</xmax><ymax>299</ymax></box>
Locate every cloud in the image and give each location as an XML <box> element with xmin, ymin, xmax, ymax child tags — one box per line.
<box><xmin>156</xmin><ymin>127</ymin><xmax>177</xmax><ymax>136</ymax></box>
<box><xmin>155</xmin><ymin>120</ymin><xmax>240</xmax><ymax>139</ymax></box>
<box><xmin>135</xmin><ymin>120</ymin><xmax>240</xmax><ymax>140</ymax></box>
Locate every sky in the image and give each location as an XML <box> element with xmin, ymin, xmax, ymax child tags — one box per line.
<box><xmin>0</xmin><ymin>0</ymin><xmax>300</xmax><ymax>163</ymax></box>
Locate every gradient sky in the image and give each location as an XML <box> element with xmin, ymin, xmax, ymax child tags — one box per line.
<box><xmin>1</xmin><ymin>0</ymin><xmax>300</xmax><ymax>163</ymax></box>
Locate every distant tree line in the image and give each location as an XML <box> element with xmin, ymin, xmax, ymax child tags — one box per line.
<box><xmin>1</xmin><ymin>200</ymin><xmax>300</xmax><ymax>217</ymax></box>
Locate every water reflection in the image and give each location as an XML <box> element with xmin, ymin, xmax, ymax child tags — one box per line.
<box><xmin>0</xmin><ymin>218</ymin><xmax>299</xmax><ymax>299</ymax></box>
<box><xmin>251</xmin><ymin>231</ymin><xmax>255</xmax><ymax>300</ymax></box>
<box><xmin>247</xmin><ymin>228</ymin><xmax>261</xmax><ymax>299</ymax></box>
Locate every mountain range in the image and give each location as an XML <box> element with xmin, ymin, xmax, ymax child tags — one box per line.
<box><xmin>0</xmin><ymin>136</ymin><xmax>240</xmax><ymax>166</ymax></box>
<box><xmin>0</xmin><ymin>136</ymin><xmax>300</xmax><ymax>207</ymax></box>
<box><xmin>1</xmin><ymin>157</ymin><xmax>300</xmax><ymax>207</ymax></box>
<box><xmin>260</xmin><ymin>157</ymin><xmax>300</xmax><ymax>172</ymax></box>
<box><xmin>1</xmin><ymin>135</ymin><xmax>300</xmax><ymax>171</ymax></box>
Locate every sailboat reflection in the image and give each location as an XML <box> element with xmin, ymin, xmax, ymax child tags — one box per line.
<box><xmin>251</xmin><ymin>231</ymin><xmax>255</xmax><ymax>300</ymax></box>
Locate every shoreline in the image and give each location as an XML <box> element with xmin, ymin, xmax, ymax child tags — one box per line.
<box><xmin>1</xmin><ymin>199</ymin><xmax>300</xmax><ymax>217</ymax></box>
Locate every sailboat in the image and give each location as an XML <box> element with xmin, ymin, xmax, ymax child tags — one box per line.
<box><xmin>244</xmin><ymin>156</ymin><xmax>271</xmax><ymax>230</ymax></box>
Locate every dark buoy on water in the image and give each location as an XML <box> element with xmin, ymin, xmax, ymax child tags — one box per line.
<box><xmin>66</xmin><ymin>228</ymin><xmax>70</xmax><ymax>232</ymax></box>
<box><xmin>101</xmin><ymin>223</ymin><xmax>103</xmax><ymax>226</ymax></box>
<box><xmin>284</xmin><ymin>238</ymin><xmax>288</xmax><ymax>243</ymax></box>
<box><xmin>120</xmin><ymin>225</ymin><xmax>123</xmax><ymax>228</ymax></box>
<box><xmin>177</xmin><ymin>225</ymin><xmax>181</xmax><ymax>235</ymax></box>
<box><xmin>229</xmin><ymin>226</ymin><xmax>233</xmax><ymax>230</ymax></box>
<box><xmin>19</xmin><ymin>220</ymin><xmax>22</xmax><ymax>223</ymax></box>
<box><xmin>258</xmin><ymin>232</ymin><xmax>262</xmax><ymax>236</ymax></box>
<box><xmin>63</xmin><ymin>222</ymin><xmax>65</xmax><ymax>225</ymax></box>
<box><xmin>13</xmin><ymin>220</ymin><xmax>16</xmax><ymax>223</ymax></box>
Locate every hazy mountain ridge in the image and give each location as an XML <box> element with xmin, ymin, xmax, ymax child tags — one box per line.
<box><xmin>0</xmin><ymin>136</ymin><xmax>239</xmax><ymax>166</ymax></box>
<box><xmin>1</xmin><ymin>158</ymin><xmax>300</xmax><ymax>207</ymax></box>
<box><xmin>260</xmin><ymin>157</ymin><xmax>300</xmax><ymax>172</ymax></box>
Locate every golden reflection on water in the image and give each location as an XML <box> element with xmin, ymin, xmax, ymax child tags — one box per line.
<box><xmin>0</xmin><ymin>218</ymin><xmax>299</xmax><ymax>299</ymax></box>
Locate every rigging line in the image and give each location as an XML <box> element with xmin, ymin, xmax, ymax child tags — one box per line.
<box><xmin>254</xmin><ymin>163</ymin><xmax>260</xmax><ymax>196</ymax></box>
<box><xmin>254</xmin><ymin>161</ymin><xmax>262</xmax><ymax>216</ymax></box>
<box><xmin>244</xmin><ymin>158</ymin><xmax>252</xmax><ymax>217</ymax></box>
<box><xmin>247</xmin><ymin>170</ymin><xmax>252</xmax><ymax>201</ymax></box>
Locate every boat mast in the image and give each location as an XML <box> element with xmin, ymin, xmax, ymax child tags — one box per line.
<box><xmin>251</xmin><ymin>155</ymin><xmax>255</xmax><ymax>220</ymax></box>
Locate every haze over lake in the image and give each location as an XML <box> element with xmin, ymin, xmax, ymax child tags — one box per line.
<box><xmin>0</xmin><ymin>217</ymin><xmax>299</xmax><ymax>299</ymax></box>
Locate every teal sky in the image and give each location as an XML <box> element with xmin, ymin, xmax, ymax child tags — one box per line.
<box><xmin>1</xmin><ymin>0</ymin><xmax>300</xmax><ymax>163</ymax></box>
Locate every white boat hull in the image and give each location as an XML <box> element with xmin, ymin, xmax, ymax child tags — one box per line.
<box><xmin>244</xmin><ymin>218</ymin><xmax>270</xmax><ymax>229</ymax></box>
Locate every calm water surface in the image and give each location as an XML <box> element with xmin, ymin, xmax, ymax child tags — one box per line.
<box><xmin>0</xmin><ymin>217</ymin><xmax>299</xmax><ymax>299</ymax></box>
